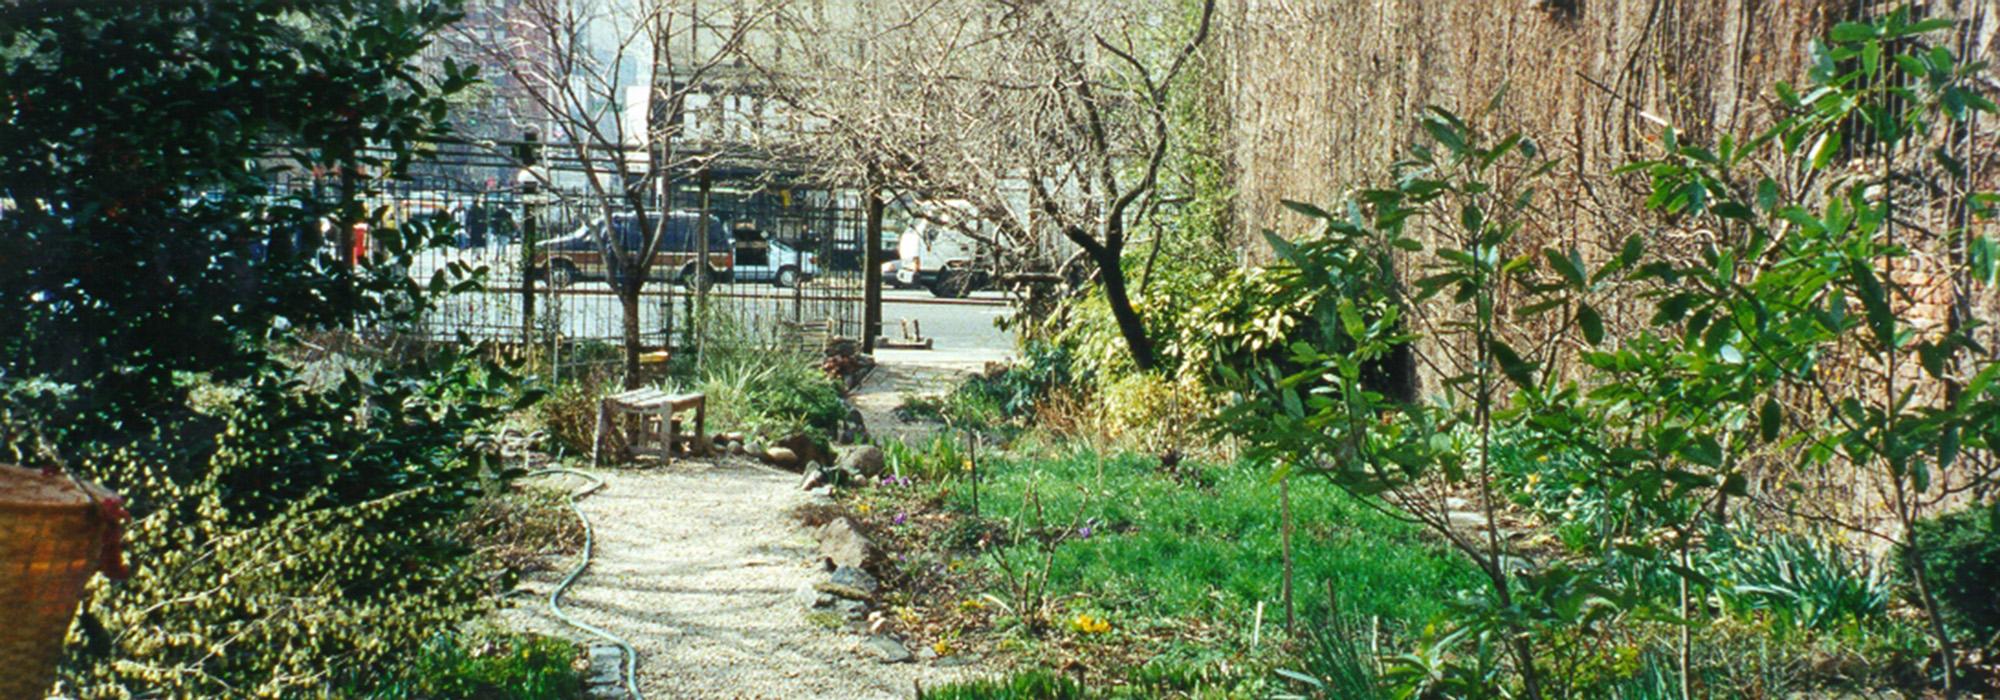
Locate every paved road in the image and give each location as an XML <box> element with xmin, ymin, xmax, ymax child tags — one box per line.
<box><xmin>418</xmin><ymin>282</ymin><xmax>1016</xmax><ymax>360</ymax></box>
<box><xmin>879</xmin><ymin>289</ymin><xmax>1014</xmax><ymax>363</ymax></box>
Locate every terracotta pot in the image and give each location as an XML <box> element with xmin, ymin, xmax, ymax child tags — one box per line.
<box><xmin>0</xmin><ymin>464</ymin><xmax>120</xmax><ymax>699</ymax></box>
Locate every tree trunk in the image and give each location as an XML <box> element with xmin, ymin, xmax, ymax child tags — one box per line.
<box><xmin>1095</xmin><ymin>249</ymin><xmax>1156</xmax><ymax>371</ymax></box>
<box><xmin>620</xmin><ymin>288</ymin><xmax>643</xmax><ymax>390</ymax></box>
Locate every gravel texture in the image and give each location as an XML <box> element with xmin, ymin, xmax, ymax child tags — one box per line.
<box><xmin>505</xmin><ymin>459</ymin><xmax>979</xmax><ymax>699</ymax></box>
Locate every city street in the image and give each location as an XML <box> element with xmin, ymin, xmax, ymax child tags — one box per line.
<box><xmin>418</xmin><ymin>280</ymin><xmax>1015</xmax><ymax>360</ymax></box>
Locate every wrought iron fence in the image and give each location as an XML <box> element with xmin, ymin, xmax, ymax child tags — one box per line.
<box><xmin>265</xmin><ymin>138</ymin><xmax>869</xmax><ymax>368</ymax></box>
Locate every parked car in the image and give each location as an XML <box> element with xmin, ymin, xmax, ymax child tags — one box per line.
<box><xmin>896</xmin><ymin>215</ymin><xmax>992</xmax><ymax>298</ymax></box>
<box><xmin>533</xmin><ymin>211</ymin><xmax>732</xmax><ymax>290</ymax></box>
<box><xmin>730</xmin><ymin>239</ymin><xmax>819</xmax><ymax>287</ymax></box>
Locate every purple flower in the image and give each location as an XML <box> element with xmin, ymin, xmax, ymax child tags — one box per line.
<box><xmin>1077</xmin><ymin>525</ymin><xmax>1094</xmax><ymax>539</ymax></box>
<box><xmin>893</xmin><ymin>512</ymin><xmax>908</xmax><ymax>526</ymax></box>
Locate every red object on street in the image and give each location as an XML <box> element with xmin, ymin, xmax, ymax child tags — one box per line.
<box><xmin>350</xmin><ymin>223</ymin><xmax>369</xmax><ymax>267</ymax></box>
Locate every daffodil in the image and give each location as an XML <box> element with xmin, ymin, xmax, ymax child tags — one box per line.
<box><xmin>1070</xmin><ymin>613</ymin><xmax>1110</xmax><ymax>634</ymax></box>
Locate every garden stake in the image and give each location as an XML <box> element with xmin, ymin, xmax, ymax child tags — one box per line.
<box><xmin>1281</xmin><ymin>472</ymin><xmax>1295</xmax><ymax>634</ymax></box>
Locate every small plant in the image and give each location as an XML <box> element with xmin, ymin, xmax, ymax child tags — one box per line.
<box><xmin>919</xmin><ymin>669</ymin><xmax>1086</xmax><ymax>700</ymax></box>
<box><xmin>366</xmin><ymin>630</ymin><xmax>583</xmax><ymax>700</ymax></box>
<box><xmin>1902</xmin><ymin>506</ymin><xmax>2000</xmax><ymax>645</ymax></box>
<box><xmin>1712</xmin><ymin>531</ymin><xmax>1892</xmax><ymax>631</ymax></box>
<box><xmin>1275</xmin><ymin>610</ymin><xmax>1387</xmax><ymax>700</ymax></box>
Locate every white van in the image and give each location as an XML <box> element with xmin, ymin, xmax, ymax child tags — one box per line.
<box><xmin>894</xmin><ymin>215</ymin><xmax>991</xmax><ymax>298</ymax></box>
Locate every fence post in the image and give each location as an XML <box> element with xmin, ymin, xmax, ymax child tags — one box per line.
<box><xmin>695</xmin><ymin>171</ymin><xmax>713</xmax><ymax>351</ymax></box>
<box><xmin>863</xmin><ymin>183</ymin><xmax>884</xmax><ymax>353</ymax></box>
<box><xmin>515</xmin><ymin>129</ymin><xmax>542</xmax><ymax>345</ymax></box>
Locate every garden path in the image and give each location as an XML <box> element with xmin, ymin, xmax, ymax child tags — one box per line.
<box><xmin>504</xmin><ymin>459</ymin><xmax>979</xmax><ymax>699</ymax></box>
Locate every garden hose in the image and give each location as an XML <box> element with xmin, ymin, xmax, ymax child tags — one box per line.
<box><xmin>524</xmin><ymin>463</ymin><xmax>645</xmax><ymax>700</ymax></box>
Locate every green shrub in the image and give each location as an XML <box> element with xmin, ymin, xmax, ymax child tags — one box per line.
<box><xmin>685</xmin><ymin>341</ymin><xmax>847</xmax><ymax>443</ymax></box>
<box><xmin>1274</xmin><ymin>612</ymin><xmax>1387</xmax><ymax>700</ymax></box>
<box><xmin>537</xmin><ymin>363</ymin><xmax>623</xmax><ymax>457</ymax></box>
<box><xmin>1903</xmin><ymin>505</ymin><xmax>2000</xmax><ymax>643</ymax></box>
<box><xmin>921</xmin><ymin>670</ymin><xmax>1085</xmax><ymax>700</ymax></box>
<box><xmin>1711</xmin><ymin>531</ymin><xmax>1891</xmax><ymax>632</ymax></box>
<box><xmin>368</xmin><ymin>631</ymin><xmax>582</xmax><ymax>700</ymax></box>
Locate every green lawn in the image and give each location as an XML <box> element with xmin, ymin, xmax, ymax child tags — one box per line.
<box><xmin>952</xmin><ymin>446</ymin><xmax>1477</xmax><ymax>644</ymax></box>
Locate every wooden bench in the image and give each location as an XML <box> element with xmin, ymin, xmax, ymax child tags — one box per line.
<box><xmin>591</xmin><ymin>388</ymin><xmax>706</xmax><ymax>465</ymax></box>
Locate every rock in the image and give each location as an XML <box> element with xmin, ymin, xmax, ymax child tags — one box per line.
<box><xmin>837</xmin><ymin>445</ymin><xmax>886</xmax><ymax>478</ymax></box>
<box><xmin>801</xmin><ymin>466</ymin><xmax>828</xmax><ymax>491</ymax></box>
<box><xmin>747</xmin><ymin>440</ymin><xmax>766</xmax><ymax>456</ymax></box>
<box><xmin>776</xmin><ymin>433</ymin><xmax>833</xmax><ymax>470</ymax></box>
<box><xmin>936</xmin><ymin>654</ymin><xmax>978</xmax><ymax>667</ymax></box>
<box><xmin>795</xmin><ymin>582</ymin><xmax>834</xmax><ymax>609</ymax></box>
<box><xmin>864</xmin><ymin>635</ymin><xmax>913</xmax><ymax>664</ymax></box>
<box><xmin>916</xmin><ymin>643</ymin><xmax>939</xmax><ymax>661</ymax></box>
<box><xmin>832</xmin><ymin>598</ymin><xmax>868</xmax><ymax>620</ymax></box>
<box><xmin>816</xmin><ymin>518</ymin><xmax>876</xmax><ymax>569</ymax></box>
<box><xmin>816</xmin><ymin>565</ymin><xmax>879</xmax><ymax>600</ymax></box>
<box><xmin>765</xmin><ymin>446</ymin><xmax>799</xmax><ymax>468</ymax></box>
<box><xmin>584</xmin><ymin>644</ymin><xmax>625</xmax><ymax>697</ymax></box>
<box><xmin>729</xmin><ymin>440</ymin><xmax>747</xmax><ymax>456</ymax></box>
<box><xmin>721</xmin><ymin>431</ymin><xmax>746</xmax><ymax>443</ymax></box>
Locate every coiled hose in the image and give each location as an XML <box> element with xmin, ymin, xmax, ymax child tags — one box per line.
<box><xmin>505</xmin><ymin>428</ymin><xmax>643</xmax><ymax>700</ymax></box>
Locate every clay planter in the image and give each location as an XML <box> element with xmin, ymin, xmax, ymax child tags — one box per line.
<box><xmin>1</xmin><ymin>464</ymin><xmax>122</xmax><ymax>699</ymax></box>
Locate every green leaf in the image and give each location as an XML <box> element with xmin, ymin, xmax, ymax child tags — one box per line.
<box><xmin>1545</xmin><ymin>248</ymin><xmax>1586</xmax><ymax>289</ymax></box>
<box><xmin>1830</xmin><ymin>21</ymin><xmax>1878</xmax><ymax>42</ymax></box>
<box><xmin>1970</xmin><ymin>235</ymin><xmax>1998</xmax><ymax>284</ymax></box>
<box><xmin>1760</xmin><ymin>398</ymin><xmax>1783</xmax><ymax>442</ymax></box>
<box><xmin>1846</xmin><ymin>259</ymin><xmax>1898</xmax><ymax>349</ymax></box>
<box><xmin>1488</xmin><ymin>338</ymin><xmax>1538</xmax><ymax>389</ymax></box>
<box><xmin>1424</xmin><ymin>118</ymin><xmax>1468</xmax><ymax>156</ymax></box>
<box><xmin>1811</xmin><ymin>131</ymin><xmax>1844</xmax><ymax>171</ymax></box>
<box><xmin>1652</xmin><ymin>293</ymin><xmax>1694</xmax><ymax>326</ymax></box>
<box><xmin>1620</xmin><ymin>234</ymin><xmax>1645</xmax><ymax>268</ymax></box>
<box><xmin>1264</xmin><ymin>230</ymin><xmax>1302</xmax><ymax>267</ymax></box>
<box><xmin>1281</xmin><ymin>200</ymin><xmax>1335</xmax><ymax>221</ymax></box>
<box><xmin>1577</xmin><ymin>303</ymin><xmax>1605</xmax><ymax>345</ymax></box>
<box><xmin>1721</xmin><ymin>472</ymin><xmax>1749</xmax><ymax>497</ymax></box>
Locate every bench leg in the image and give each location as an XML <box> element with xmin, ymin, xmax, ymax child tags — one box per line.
<box><xmin>591</xmin><ymin>401</ymin><xmax>609</xmax><ymax>466</ymax></box>
<box><xmin>695</xmin><ymin>401</ymin><xmax>708</xmax><ymax>456</ymax></box>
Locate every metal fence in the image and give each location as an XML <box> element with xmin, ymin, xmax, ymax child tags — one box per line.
<box><xmin>270</xmin><ymin>139</ymin><xmax>869</xmax><ymax>366</ymax></box>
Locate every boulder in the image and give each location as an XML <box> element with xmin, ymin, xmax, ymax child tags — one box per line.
<box><xmin>816</xmin><ymin>565</ymin><xmax>879</xmax><ymax>600</ymax></box>
<box><xmin>832</xmin><ymin>597</ymin><xmax>868</xmax><ymax>620</ymax></box>
<box><xmin>816</xmin><ymin>517</ymin><xmax>876</xmax><ymax>569</ymax></box>
<box><xmin>764</xmin><ymin>446</ymin><xmax>799</xmax><ymax>468</ymax></box>
<box><xmin>863</xmin><ymin>635</ymin><xmax>913</xmax><ymax>664</ymax></box>
<box><xmin>775</xmin><ymin>433</ymin><xmax>833</xmax><ymax>470</ymax></box>
<box><xmin>836</xmin><ymin>445</ymin><xmax>886</xmax><ymax>478</ymax></box>
<box><xmin>800</xmin><ymin>465</ymin><xmax>828</xmax><ymax>491</ymax></box>
<box><xmin>794</xmin><ymin>582</ymin><xmax>834</xmax><ymax>610</ymax></box>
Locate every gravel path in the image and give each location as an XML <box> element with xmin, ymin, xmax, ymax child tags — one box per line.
<box><xmin>850</xmin><ymin>350</ymin><xmax>994</xmax><ymax>445</ymax></box>
<box><xmin>505</xmin><ymin>459</ymin><xmax>979</xmax><ymax>699</ymax></box>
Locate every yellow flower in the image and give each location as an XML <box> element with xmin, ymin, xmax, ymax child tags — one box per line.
<box><xmin>959</xmin><ymin>598</ymin><xmax>986</xmax><ymax>613</ymax></box>
<box><xmin>856</xmin><ymin>503</ymin><xmax>873</xmax><ymax>515</ymax></box>
<box><xmin>933</xmin><ymin>640</ymin><xmax>954</xmax><ymax>656</ymax></box>
<box><xmin>961</xmin><ymin>457</ymin><xmax>973</xmax><ymax>472</ymax></box>
<box><xmin>1070</xmin><ymin>613</ymin><xmax>1111</xmax><ymax>635</ymax></box>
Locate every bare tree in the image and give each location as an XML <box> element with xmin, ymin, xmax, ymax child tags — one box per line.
<box><xmin>469</xmin><ymin>0</ymin><xmax>784</xmax><ymax>386</ymax></box>
<box><xmin>755</xmin><ymin>0</ymin><xmax>1216</xmax><ymax>370</ymax></box>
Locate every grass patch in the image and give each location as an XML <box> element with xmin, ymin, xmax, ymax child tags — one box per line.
<box><xmin>366</xmin><ymin>630</ymin><xmax>582</xmax><ymax>700</ymax></box>
<box><xmin>957</xmin><ymin>447</ymin><xmax>1475</xmax><ymax>635</ymax></box>
<box><xmin>849</xmin><ymin>442</ymin><xmax>1476</xmax><ymax>696</ymax></box>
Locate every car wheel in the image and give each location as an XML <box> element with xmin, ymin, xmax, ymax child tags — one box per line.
<box><xmin>929</xmin><ymin>270</ymin><xmax>973</xmax><ymax>298</ymax></box>
<box><xmin>547</xmin><ymin>261</ymin><xmax>577</xmax><ymax>288</ymax></box>
<box><xmin>680</xmin><ymin>264</ymin><xmax>714</xmax><ymax>292</ymax></box>
<box><xmin>775</xmin><ymin>267</ymin><xmax>800</xmax><ymax>288</ymax></box>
